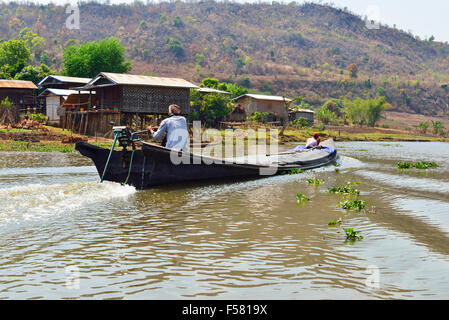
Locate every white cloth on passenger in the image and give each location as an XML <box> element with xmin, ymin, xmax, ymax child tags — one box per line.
<box><xmin>305</xmin><ymin>137</ymin><xmax>318</xmax><ymax>148</ymax></box>
<box><xmin>152</xmin><ymin>115</ymin><xmax>189</xmax><ymax>151</ymax></box>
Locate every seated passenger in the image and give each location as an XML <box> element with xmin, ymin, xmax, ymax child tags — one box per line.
<box><xmin>305</xmin><ymin>132</ymin><xmax>321</xmax><ymax>149</ymax></box>
<box><xmin>148</xmin><ymin>104</ymin><xmax>189</xmax><ymax>151</ymax></box>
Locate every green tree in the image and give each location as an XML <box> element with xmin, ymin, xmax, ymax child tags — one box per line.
<box><xmin>416</xmin><ymin>121</ymin><xmax>429</xmax><ymax>134</ymax></box>
<box><xmin>18</xmin><ymin>27</ymin><xmax>46</xmax><ymax>59</ymax></box>
<box><xmin>322</xmin><ymin>98</ymin><xmax>343</xmax><ymax>117</ymax></box>
<box><xmin>0</xmin><ymin>65</ymin><xmax>12</xmax><ymax>79</ymax></box>
<box><xmin>343</xmin><ymin>96</ymin><xmax>388</xmax><ymax>127</ymax></box>
<box><xmin>201</xmin><ymin>77</ymin><xmax>220</xmax><ymax>89</ymax></box>
<box><xmin>189</xmin><ymin>89</ymin><xmax>232</xmax><ymax>127</ymax></box>
<box><xmin>432</xmin><ymin>121</ymin><xmax>445</xmax><ymax>135</ymax></box>
<box><xmin>0</xmin><ymin>40</ymin><xmax>30</xmax><ymax>77</ymax></box>
<box><xmin>167</xmin><ymin>38</ymin><xmax>184</xmax><ymax>58</ymax></box>
<box><xmin>195</xmin><ymin>53</ymin><xmax>205</xmax><ymax>67</ymax></box>
<box><xmin>343</xmin><ymin>97</ymin><xmax>366</xmax><ymax>125</ymax></box>
<box><xmin>14</xmin><ymin>64</ymin><xmax>52</xmax><ymax>83</ymax></box>
<box><xmin>316</xmin><ymin>105</ymin><xmax>337</xmax><ymax>125</ymax></box>
<box><xmin>40</xmin><ymin>53</ymin><xmax>49</xmax><ymax>64</ymax></box>
<box><xmin>62</xmin><ymin>37</ymin><xmax>132</xmax><ymax>77</ymax></box>
<box><xmin>363</xmin><ymin>96</ymin><xmax>388</xmax><ymax>127</ymax></box>
<box><xmin>173</xmin><ymin>16</ymin><xmax>183</xmax><ymax>27</ymax></box>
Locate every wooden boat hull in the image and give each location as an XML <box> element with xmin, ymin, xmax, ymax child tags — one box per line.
<box><xmin>75</xmin><ymin>139</ymin><xmax>337</xmax><ymax>189</ymax></box>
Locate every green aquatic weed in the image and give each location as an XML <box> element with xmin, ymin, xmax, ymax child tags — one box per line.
<box><xmin>281</xmin><ymin>168</ymin><xmax>305</xmax><ymax>175</ymax></box>
<box><xmin>307</xmin><ymin>178</ymin><xmax>323</xmax><ymax>185</ymax></box>
<box><xmin>397</xmin><ymin>161</ymin><xmax>438</xmax><ymax>169</ymax></box>
<box><xmin>343</xmin><ymin>228</ymin><xmax>363</xmax><ymax>241</ymax></box>
<box><xmin>328</xmin><ymin>183</ymin><xmax>360</xmax><ymax>195</ymax></box>
<box><xmin>338</xmin><ymin>200</ymin><xmax>367</xmax><ymax>211</ymax></box>
<box><xmin>296</xmin><ymin>193</ymin><xmax>310</xmax><ymax>203</ymax></box>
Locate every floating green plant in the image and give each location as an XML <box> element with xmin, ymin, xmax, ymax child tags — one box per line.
<box><xmin>397</xmin><ymin>161</ymin><xmax>438</xmax><ymax>169</ymax></box>
<box><xmin>338</xmin><ymin>200</ymin><xmax>367</xmax><ymax>211</ymax></box>
<box><xmin>335</xmin><ymin>168</ymin><xmax>341</xmax><ymax>173</ymax></box>
<box><xmin>328</xmin><ymin>183</ymin><xmax>360</xmax><ymax>195</ymax></box>
<box><xmin>307</xmin><ymin>178</ymin><xmax>323</xmax><ymax>185</ymax></box>
<box><xmin>296</xmin><ymin>193</ymin><xmax>310</xmax><ymax>203</ymax></box>
<box><xmin>328</xmin><ymin>218</ymin><xmax>342</xmax><ymax>226</ymax></box>
<box><xmin>281</xmin><ymin>168</ymin><xmax>305</xmax><ymax>175</ymax></box>
<box><xmin>343</xmin><ymin>228</ymin><xmax>363</xmax><ymax>241</ymax></box>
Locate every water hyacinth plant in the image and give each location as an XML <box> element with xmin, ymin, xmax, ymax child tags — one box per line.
<box><xmin>307</xmin><ymin>178</ymin><xmax>323</xmax><ymax>185</ymax></box>
<box><xmin>296</xmin><ymin>193</ymin><xmax>310</xmax><ymax>203</ymax></box>
<box><xmin>397</xmin><ymin>161</ymin><xmax>438</xmax><ymax>169</ymax></box>
<box><xmin>328</xmin><ymin>182</ymin><xmax>360</xmax><ymax>195</ymax></box>
<box><xmin>343</xmin><ymin>228</ymin><xmax>363</xmax><ymax>241</ymax></box>
<box><xmin>328</xmin><ymin>218</ymin><xmax>342</xmax><ymax>226</ymax></box>
<box><xmin>338</xmin><ymin>200</ymin><xmax>367</xmax><ymax>211</ymax></box>
<box><xmin>281</xmin><ymin>168</ymin><xmax>305</xmax><ymax>175</ymax></box>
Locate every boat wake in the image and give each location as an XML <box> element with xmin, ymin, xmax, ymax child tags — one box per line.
<box><xmin>0</xmin><ymin>181</ymin><xmax>136</xmax><ymax>224</ymax></box>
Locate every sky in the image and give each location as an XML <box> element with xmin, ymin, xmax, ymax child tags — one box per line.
<box><xmin>2</xmin><ymin>0</ymin><xmax>449</xmax><ymax>42</ymax></box>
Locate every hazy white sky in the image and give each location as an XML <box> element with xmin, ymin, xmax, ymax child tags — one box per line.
<box><xmin>2</xmin><ymin>0</ymin><xmax>448</xmax><ymax>42</ymax></box>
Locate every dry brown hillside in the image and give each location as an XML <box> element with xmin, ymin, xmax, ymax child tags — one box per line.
<box><xmin>1</xmin><ymin>1</ymin><xmax>449</xmax><ymax>116</ymax></box>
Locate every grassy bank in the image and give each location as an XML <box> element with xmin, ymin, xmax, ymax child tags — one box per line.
<box><xmin>281</xmin><ymin>127</ymin><xmax>449</xmax><ymax>143</ymax></box>
<box><xmin>0</xmin><ymin>140</ymin><xmax>114</xmax><ymax>153</ymax></box>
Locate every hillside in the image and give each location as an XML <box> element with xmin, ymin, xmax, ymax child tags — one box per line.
<box><xmin>1</xmin><ymin>1</ymin><xmax>449</xmax><ymax>116</ymax></box>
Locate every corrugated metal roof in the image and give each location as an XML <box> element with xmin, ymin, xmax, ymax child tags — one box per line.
<box><xmin>93</xmin><ymin>72</ymin><xmax>199</xmax><ymax>88</ymax></box>
<box><xmin>234</xmin><ymin>94</ymin><xmax>292</xmax><ymax>102</ymax></box>
<box><xmin>38</xmin><ymin>88</ymin><xmax>94</xmax><ymax>97</ymax></box>
<box><xmin>290</xmin><ymin>108</ymin><xmax>315</xmax><ymax>113</ymax></box>
<box><xmin>197</xmin><ymin>87</ymin><xmax>231</xmax><ymax>94</ymax></box>
<box><xmin>0</xmin><ymin>79</ymin><xmax>37</xmax><ymax>89</ymax></box>
<box><xmin>38</xmin><ymin>75</ymin><xmax>91</xmax><ymax>86</ymax></box>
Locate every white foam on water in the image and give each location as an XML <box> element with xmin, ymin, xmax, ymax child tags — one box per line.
<box><xmin>0</xmin><ymin>166</ymin><xmax>97</xmax><ymax>176</ymax></box>
<box><xmin>0</xmin><ymin>181</ymin><xmax>136</xmax><ymax>223</ymax></box>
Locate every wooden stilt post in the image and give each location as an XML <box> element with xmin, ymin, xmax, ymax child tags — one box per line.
<box><xmin>79</xmin><ymin>113</ymin><xmax>84</xmax><ymax>134</ymax></box>
<box><xmin>84</xmin><ymin>112</ymin><xmax>89</xmax><ymax>136</ymax></box>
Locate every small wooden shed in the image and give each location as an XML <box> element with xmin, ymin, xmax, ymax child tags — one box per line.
<box><xmin>0</xmin><ymin>80</ymin><xmax>37</xmax><ymax>122</ymax></box>
<box><xmin>0</xmin><ymin>79</ymin><xmax>37</xmax><ymax>105</ymax></box>
<box><xmin>233</xmin><ymin>94</ymin><xmax>291</xmax><ymax>121</ymax></box>
<box><xmin>289</xmin><ymin>108</ymin><xmax>315</xmax><ymax>125</ymax></box>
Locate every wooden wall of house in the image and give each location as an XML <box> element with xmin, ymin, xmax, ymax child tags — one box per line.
<box><xmin>241</xmin><ymin>98</ymin><xmax>288</xmax><ymax>118</ymax></box>
<box><xmin>0</xmin><ymin>89</ymin><xmax>35</xmax><ymax>105</ymax></box>
<box><xmin>98</xmin><ymin>86</ymin><xmax>122</xmax><ymax>110</ymax></box>
<box><xmin>290</xmin><ymin>111</ymin><xmax>314</xmax><ymax>125</ymax></box>
<box><xmin>121</xmin><ymin>86</ymin><xmax>190</xmax><ymax>114</ymax></box>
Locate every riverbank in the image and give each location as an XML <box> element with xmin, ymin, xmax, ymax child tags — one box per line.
<box><xmin>281</xmin><ymin>125</ymin><xmax>449</xmax><ymax>143</ymax></box>
<box><xmin>0</xmin><ymin>124</ymin><xmax>447</xmax><ymax>152</ymax></box>
<box><xmin>0</xmin><ymin>125</ymin><xmax>114</xmax><ymax>152</ymax></box>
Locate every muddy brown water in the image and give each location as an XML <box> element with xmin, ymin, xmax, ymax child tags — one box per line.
<box><xmin>0</xmin><ymin>141</ymin><xmax>448</xmax><ymax>299</ymax></box>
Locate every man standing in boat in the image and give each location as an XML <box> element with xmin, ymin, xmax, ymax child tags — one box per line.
<box><xmin>148</xmin><ymin>104</ymin><xmax>189</xmax><ymax>151</ymax></box>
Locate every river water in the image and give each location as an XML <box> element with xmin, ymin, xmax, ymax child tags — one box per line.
<box><xmin>0</xmin><ymin>141</ymin><xmax>448</xmax><ymax>299</ymax></box>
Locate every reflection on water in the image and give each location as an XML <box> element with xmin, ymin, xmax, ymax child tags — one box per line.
<box><xmin>0</xmin><ymin>141</ymin><xmax>448</xmax><ymax>299</ymax></box>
